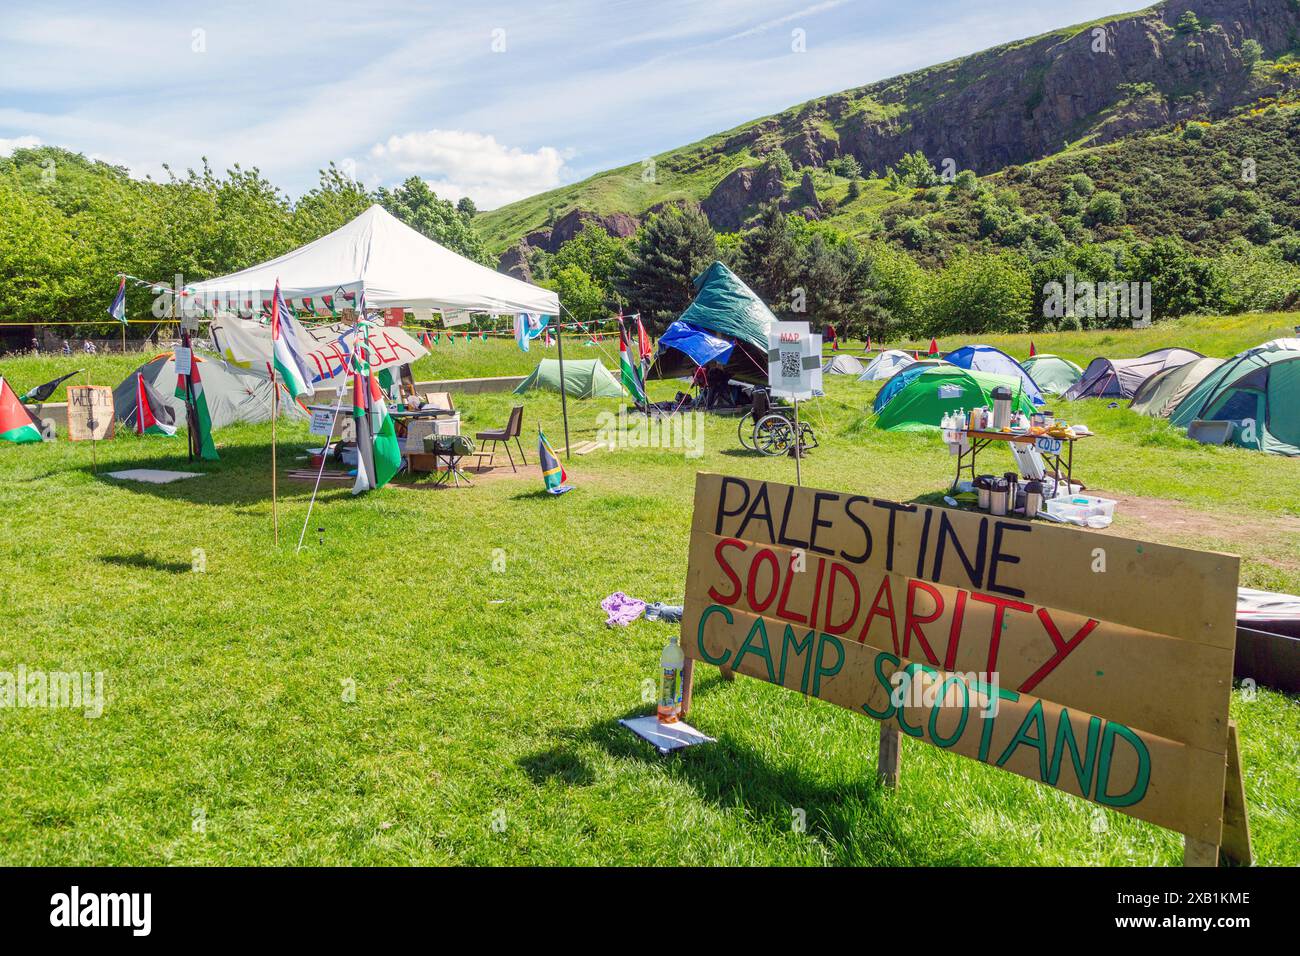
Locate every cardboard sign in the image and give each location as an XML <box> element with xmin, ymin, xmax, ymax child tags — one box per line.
<box><xmin>680</xmin><ymin>473</ymin><xmax>1241</xmax><ymax>846</ymax></box>
<box><xmin>65</xmin><ymin>385</ymin><xmax>114</xmax><ymax>441</ymax></box>
<box><xmin>767</xmin><ymin>322</ymin><xmax>822</xmax><ymax>400</ymax></box>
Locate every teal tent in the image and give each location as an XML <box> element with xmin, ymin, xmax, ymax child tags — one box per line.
<box><xmin>649</xmin><ymin>261</ymin><xmax>775</xmax><ymax>384</ymax></box>
<box><xmin>1168</xmin><ymin>339</ymin><xmax>1300</xmax><ymax>455</ymax></box>
<box><xmin>514</xmin><ymin>359</ymin><xmax>624</xmax><ymax>399</ymax></box>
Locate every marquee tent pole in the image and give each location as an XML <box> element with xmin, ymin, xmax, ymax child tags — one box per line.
<box><xmin>556</xmin><ymin>305</ymin><xmax>571</xmax><ymax>459</ymax></box>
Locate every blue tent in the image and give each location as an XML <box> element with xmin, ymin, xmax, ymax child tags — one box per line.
<box><xmin>945</xmin><ymin>344</ymin><xmax>1045</xmax><ymax>405</ymax></box>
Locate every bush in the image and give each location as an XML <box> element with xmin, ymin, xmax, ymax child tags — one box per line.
<box><xmin>1086</xmin><ymin>190</ymin><xmax>1126</xmax><ymax>226</ymax></box>
<box><xmin>924</xmin><ymin>252</ymin><xmax>1033</xmax><ymax>336</ymax></box>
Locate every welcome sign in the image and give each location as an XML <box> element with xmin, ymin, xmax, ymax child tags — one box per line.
<box><xmin>681</xmin><ymin>474</ymin><xmax>1246</xmax><ymax>854</ymax></box>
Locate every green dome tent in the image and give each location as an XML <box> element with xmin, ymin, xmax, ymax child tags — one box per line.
<box><xmin>1021</xmin><ymin>353</ymin><xmax>1082</xmax><ymax>396</ymax></box>
<box><xmin>514</xmin><ymin>359</ymin><xmax>624</xmax><ymax>399</ymax></box>
<box><xmin>875</xmin><ymin>366</ymin><xmax>1035</xmax><ymax>432</ymax></box>
<box><xmin>1129</xmin><ymin>357</ymin><xmax>1223</xmax><ymax>418</ymax></box>
<box><xmin>1168</xmin><ymin>339</ymin><xmax>1300</xmax><ymax>455</ymax></box>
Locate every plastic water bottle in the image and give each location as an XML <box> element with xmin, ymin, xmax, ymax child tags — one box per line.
<box><xmin>658</xmin><ymin>635</ymin><xmax>685</xmax><ymax>723</ymax></box>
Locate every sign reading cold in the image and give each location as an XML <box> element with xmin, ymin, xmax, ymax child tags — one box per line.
<box><xmin>680</xmin><ymin>473</ymin><xmax>1240</xmax><ymax>844</ymax></box>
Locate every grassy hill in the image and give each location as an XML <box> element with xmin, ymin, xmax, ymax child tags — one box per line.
<box><xmin>476</xmin><ymin>0</ymin><xmax>1300</xmax><ymax>257</ymax></box>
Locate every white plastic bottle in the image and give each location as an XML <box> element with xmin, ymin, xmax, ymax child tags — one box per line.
<box><xmin>658</xmin><ymin>635</ymin><xmax>685</xmax><ymax>723</ymax></box>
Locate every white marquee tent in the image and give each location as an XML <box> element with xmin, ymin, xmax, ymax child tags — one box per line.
<box><xmin>183</xmin><ymin>204</ymin><xmax>558</xmax><ymax>317</ymax></box>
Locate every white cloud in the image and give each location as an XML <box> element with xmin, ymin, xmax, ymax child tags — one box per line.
<box><xmin>0</xmin><ymin>134</ymin><xmax>41</xmax><ymax>157</ymax></box>
<box><xmin>364</xmin><ymin>130</ymin><xmax>569</xmax><ymax>210</ymax></box>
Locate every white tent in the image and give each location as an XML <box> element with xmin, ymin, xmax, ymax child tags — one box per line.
<box><xmin>183</xmin><ymin>204</ymin><xmax>557</xmax><ymax>317</ymax></box>
<box><xmin>858</xmin><ymin>349</ymin><xmax>916</xmax><ymax>382</ymax></box>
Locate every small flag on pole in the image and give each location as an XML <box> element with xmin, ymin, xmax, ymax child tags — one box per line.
<box><xmin>538</xmin><ymin>428</ymin><xmax>572</xmax><ymax>495</ymax></box>
<box><xmin>0</xmin><ymin>376</ymin><xmax>43</xmax><ymax>443</ymax></box>
<box><xmin>928</xmin><ymin>338</ymin><xmax>939</xmax><ymax>356</ymax></box>
<box><xmin>108</xmin><ymin>277</ymin><xmax>127</xmax><ymax>325</ymax></box>
<box><xmin>21</xmin><ymin>370</ymin><xmax>81</xmax><ymax>405</ymax></box>
<box><xmin>1029</xmin><ymin>341</ymin><xmax>1037</xmax><ymax>357</ymax></box>
<box><xmin>270</xmin><ymin>280</ymin><xmax>315</xmax><ymax>400</ymax></box>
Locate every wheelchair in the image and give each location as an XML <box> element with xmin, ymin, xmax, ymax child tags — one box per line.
<box><xmin>737</xmin><ymin>387</ymin><xmax>818</xmax><ymax>456</ymax></box>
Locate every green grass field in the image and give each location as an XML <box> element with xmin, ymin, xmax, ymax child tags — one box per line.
<box><xmin>0</xmin><ymin>314</ymin><xmax>1296</xmax><ymax>866</ymax></box>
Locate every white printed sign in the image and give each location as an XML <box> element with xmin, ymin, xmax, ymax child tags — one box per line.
<box><xmin>173</xmin><ymin>346</ymin><xmax>192</xmax><ymax>377</ymax></box>
<box><xmin>309</xmin><ymin>409</ymin><xmax>336</xmax><ymax>436</ymax></box>
<box><xmin>767</xmin><ymin>322</ymin><xmax>822</xmax><ymax>400</ymax></box>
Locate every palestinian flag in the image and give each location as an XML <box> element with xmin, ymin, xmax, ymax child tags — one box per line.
<box><xmin>270</xmin><ymin>280</ymin><xmax>314</xmax><ymax>400</ymax></box>
<box><xmin>174</xmin><ymin>336</ymin><xmax>218</xmax><ymax>460</ymax></box>
<box><xmin>22</xmin><ymin>369</ymin><xmax>80</xmax><ymax>405</ymax></box>
<box><xmin>0</xmin><ymin>376</ymin><xmax>43</xmax><ymax>443</ymax></box>
<box><xmin>538</xmin><ymin>428</ymin><xmax>570</xmax><ymax>494</ymax></box>
<box><xmin>350</xmin><ymin>323</ymin><xmax>401</xmax><ymax>495</ymax></box>
<box><xmin>480</xmin><ymin>330</ymin><xmax>487</xmax><ymax>342</ymax></box>
<box><xmin>421</xmin><ymin>330</ymin><xmax>433</xmax><ymax>348</ymax></box>
<box><xmin>134</xmin><ymin>374</ymin><xmax>177</xmax><ymax>436</ymax></box>
<box><xmin>619</xmin><ymin>320</ymin><xmax>647</xmax><ymax>406</ymax></box>
<box><xmin>635</xmin><ymin>315</ymin><xmax>652</xmax><ymax>362</ymax></box>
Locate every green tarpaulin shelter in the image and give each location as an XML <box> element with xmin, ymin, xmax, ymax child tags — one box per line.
<box><xmin>679</xmin><ymin>261</ymin><xmax>775</xmax><ymax>350</ymax></box>
<box><xmin>514</xmin><ymin>359</ymin><xmax>624</xmax><ymax>399</ymax></box>
<box><xmin>1021</xmin><ymin>353</ymin><xmax>1082</xmax><ymax>396</ymax></box>
<box><xmin>875</xmin><ymin>366</ymin><xmax>1036</xmax><ymax>432</ymax></box>
<box><xmin>1168</xmin><ymin>339</ymin><xmax>1300</xmax><ymax>455</ymax></box>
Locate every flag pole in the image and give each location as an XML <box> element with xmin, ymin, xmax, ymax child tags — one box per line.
<box><xmin>296</xmin><ymin>385</ymin><xmax>346</xmax><ymax>553</ymax></box>
<box><xmin>556</xmin><ymin>304</ymin><xmax>571</xmax><ymax>459</ymax></box>
<box><xmin>268</xmin><ymin>361</ymin><xmax>279</xmax><ymax>546</ymax></box>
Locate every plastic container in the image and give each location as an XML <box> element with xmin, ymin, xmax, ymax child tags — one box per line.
<box><xmin>1045</xmin><ymin>494</ymin><xmax>1117</xmax><ymax>524</ymax></box>
<box><xmin>657</xmin><ymin>636</ymin><xmax>685</xmax><ymax>723</ymax></box>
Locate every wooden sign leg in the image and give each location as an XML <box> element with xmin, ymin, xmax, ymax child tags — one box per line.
<box><xmin>877</xmin><ymin>726</ymin><xmax>902</xmax><ymax>788</ymax></box>
<box><xmin>1218</xmin><ymin>720</ymin><xmax>1253</xmax><ymax>867</ymax></box>
<box><xmin>720</xmin><ymin>664</ymin><xmax>735</xmax><ymax>682</ymax></box>
<box><xmin>1184</xmin><ymin>836</ymin><xmax>1220</xmax><ymax>867</ymax></box>
<box><xmin>680</xmin><ymin>658</ymin><xmax>695</xmax><ymax>719</ymax></box>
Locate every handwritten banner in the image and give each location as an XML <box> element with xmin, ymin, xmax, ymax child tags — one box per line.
<box><xmin>681</xmin><ymin>474</ymin><xmax>1240</xmax><ymax>844</ymax></box>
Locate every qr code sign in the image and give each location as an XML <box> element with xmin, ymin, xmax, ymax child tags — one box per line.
<box><xmin>780</xmin><ymin>350</ymin><xmax>801</xmax><ymax>380</ymax></box>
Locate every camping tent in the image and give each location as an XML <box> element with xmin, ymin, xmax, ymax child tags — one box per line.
<box><xmin>514</xmin><ymin>359</ymin><xmax>623</xmax><ymax>399</ymax></box>
<box><xmin>114</xmin><ymin>352</ymin><xmax>306</xmax><ymax>431</ymax></box>
<box><xmin>945</xmin><ymin>344</ymin><xmax>1045</xmax><ymax>405</ymax></box>
<box><xmin>182</xmin><ymin>205</ymin><xmax>557</xmax><ymax>317</ymax></box>
<box><xmin>822</xmin><ymin>354</ymin><xmax>866</xmax><ymax>375</ymax></box>
<box><xmin>1063</xmin><ymin>348</ymin><xmax>1203</xmax><ymax>401</ymax></box>
<box><xmin>649</xmin><ymin>261</ymin><xmax>774</xmax><ymax>385</ymax></box>
<box><xmin>1129</xmin><ymin>357</ymin><xmax>1224</xmax><ymax>418</ymax></box>
<box><xmin>857</xmin><ymin>349</ymin><xmax>915</xmax><ymax>382</ymax></box>
<box><xmin>872</xmin><ymin>359</ymin><xmax>949</xmax><ymax>413</ymax></box>
<box><xmin>1168</xmin><ymin>338</ymin><xmax>1300</xmax><ymax>455</ymax></box>
<box><xmin>875</xmin><ymin>366</ymin><xmax>1037</xmax><ymax>432</ymax></box>
<box><xmin>1021</xmin><ymin>353</ymin><xmax>1083</xmax><ymax>396</ymax></box>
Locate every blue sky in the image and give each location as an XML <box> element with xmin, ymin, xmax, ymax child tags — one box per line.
<box><xmin>0</xmin><ymin>0</ymin><xmax>1140</xmax><ymax>208</ymax></box>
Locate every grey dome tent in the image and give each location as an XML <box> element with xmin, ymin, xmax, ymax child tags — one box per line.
<box><xmin>1063</xmin><ymin>348</ymin><xmax>1203</xmax><ymax>401</ymax></box>
<box><xmin>114</xmin><ymin>351</ymin><xmax>305</xmax><ymax>430</ymax></box>
<box><xmin>822</xmin><ymin>354</ymin><xmax>866</xmax><ymax>375</ymax></box>
<box><xmin>858</xmin><ymin>349</ymin><xmax>915</xmax><ymax>382</ymax></box>
<box><xmin>1129</xmin><ymin>357</ymin><xmax>1224</xmax><ymax>418</ymax></box>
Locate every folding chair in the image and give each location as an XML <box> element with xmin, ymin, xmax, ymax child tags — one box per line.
<box><xmin>474</xmin><ymin>405</ymin><xmax>527</xmax><ymax>472</ymax></box>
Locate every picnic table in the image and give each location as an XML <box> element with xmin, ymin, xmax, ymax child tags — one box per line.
<box><xmin>949</xmin><ymin>428</ymin><xmax>1089</xmax><ymax>492</ymax></box>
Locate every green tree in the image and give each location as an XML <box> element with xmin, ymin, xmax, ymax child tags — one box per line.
<box><xmin>737</xmin><ymin>203</ymin><xmax>801</xmax><ymax>310</ymax></box>
<box><xmin>553</xmin><ymin>224</ymin><xmax>629</xmax><ymax>310</ymax></box>
<box><xmin>1176</xmin><ymin>11</ymin><xmax>1202</xmax><ymax>34</ymax></box>
<box><xmin>293</xmin><ymin>162</ymin><xmax>375</xmax><ymax>242</ymax></box>
<box><xmin>616</xmin><ymin>204</ymin><xmax>717</xmax><ymax>327</ymax></box>
<box><xmin>925</xmin><ymin>252</ymin><xmax>1032</xmax><ymax>336</ymax></box>
<box><xmin>543</xmin><ymin>265</ymin><xmax>605</xmax><ymax>325</ymax></box>
<box><xmin>376</xmin><ymin>177</ymin><xmax>490</xmax><ymax>265</ymax></box>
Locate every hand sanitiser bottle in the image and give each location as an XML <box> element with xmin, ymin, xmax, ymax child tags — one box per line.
<box><xmin>658</xmin><ymin>635</ymin><xmax>685</xmax><ymax>723</ymax></box>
